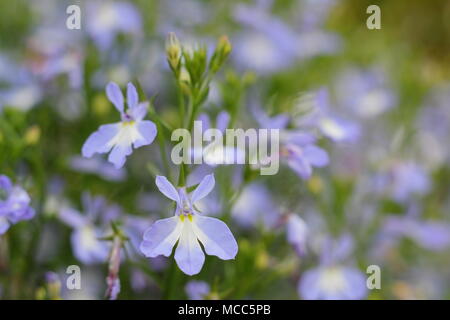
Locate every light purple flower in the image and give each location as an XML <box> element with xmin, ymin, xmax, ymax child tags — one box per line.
<box><xmin>0</xmin><ymin>175</ymin><xmax>35</xmax><ymax>234</ymax></box>
<box><xmin>69</xmin><ymin>155</ymin><xmax>127</xmax><ymax>182</ymax></box>
<box><xmin>280</xmin><ymin>132</ymin><xmax>329</xmax><ymax>180</ymax></box>
<box><xmin>383</xmin><ymin>215</ymin><xmax>450</xmax><ymax>251</ymax></box>
<box><xmin>231</xmin><ymin>183</ymin><xmax>281</xmax><ymax>229</ymax></box>
<box><xmin>232</xmin><ymin>3</ymin><xmax>299</xmax><ymax>74</ymax></box>
<box><xmin>334</xmin><ymin>67</ymin><xmax>396</xmax><ymax>118</ymax></box>
<box><xmin>374</xmin><ymin>162</ymin><xmax>430</xmax><ymax>203</ymax></box>
<box><xmin>59</xmin><ymin>193</ymin><xmax>117</xmax><ymax>264</ymax></box>
<box><xmin>298</xmin><ymin>235</ymin><xmax>367</xmax><ymax>300</ymax></box>
<box><xmin>140</xmin><ymin>174</ymin><xmax>238</xmax><ymax>276</ymax></box>
<box><xmin>251</xmin><ymin>103</ymin><xmax>329</xmax><ymax>179</ymax></box>
<box><xmin>193</xmin><ymin>112</ymin><xmax>244</xmax><ymax>166</ymax></box>
<box><xmin>86</xmin><ymin>1</ymin><xmax>142</xmax><ymax>51</ymax></box>
<box><xmin>82</xmin><ymin>82</ymin><xmax>157</xmax><ymax>168</ymax></box>
<box><xmin>185</xmin><ymin>280</ymin><xmax>211</xmax><ymax>300</ymax></box>
<box><xmin>297</xmin><ymin>88</ymin><xmax>360</xmax><ymax>142</ymax></box>
<box><xmin>299</xmin><ymin>265</ymin><xmax>367</xmax><ymax>300</ymax></box>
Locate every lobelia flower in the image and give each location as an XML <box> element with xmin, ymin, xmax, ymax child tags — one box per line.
<box><xmin>86</xmin><ymin>1</ymin><xmax>142</xmax><ymax>51</ymax></box>
<box><xmin>280</xmin><ymin>132</ymin><xmax>329</xmax><ymax>180</ymax></box>
<box><xmin>232</xmin><ymin>2</ymin><xmax>300</xmax><ymax>74</ymax></box>
<box><xmin>0</xmin><ymin>175</ymin><xmax>35</xmax><ymax>234</ymax></box>
<box><xmin>193</xmin><ymin>112</ymin><xmax>244</xmax><ymax>166</ymax></box>
<box><xmin>59</xmin><ymin>193</ymin><xmax>120</xmax><ymax>264</ymax></box>
<box><xmin>373</xmin><ymin>161</ymin><xmax>430</xmax><ymax>203</ymax></box>
<box><xmin>82</xmin><ymin>82</ymin><xmax>157</xmax><ymax>169</ymax></box>
<box><xmin>298</xmin><ymin>234</ymin><xmax>367</xmax><ymax>300</ymax></box>
<box><xmin>0</xmin><ymin>55</ymin><xmax>42</xmax><ymax>112</ymax></box>
<box><xmin>69</xmin><ymin>155</ymin><xmax>127</xmax><ymax>182</ymax></box>
<box><xmin>231</xmin><ymin>182</ymin><xmax>281</xmax><ymax>229</ymax></box>
<box><xmin>140</xmin><ymin>174</ymin><xmax>238</xmax><ymax>275</ymax></box>
<box><xmin>296</xmin><ymin>88</ymin><xmax>359</xmax><ymax>143</ymax></box>
<box><xmin>383</xmin><ymin>215</ymin><xmax>450</xmax><ymax>251</ymax></box>
<box><xmin>252</xmin><ymin>102</ymin><xmax>329</xmax><ymax>180</ymax></box>
<box><xmin>185</xmin><ymin>280</ymin><xmax>211</xmax><ymax>300</ymax></box>
<box><xmin>334</xmin><ymin>67</ymin><xmax>396</xmax><ymax>119</ymax></box>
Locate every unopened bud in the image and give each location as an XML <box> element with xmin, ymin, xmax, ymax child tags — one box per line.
<box><xmin>217</xmin><ymin>35</ymin><xmax>232</xmax><ymax>57</ymax></box>
<box><xmin>24</xmin><ymin>125</ymin><xmax>41</xmax><ymax>145</ymax></box>
<box><xmin>210</xmin><ymin>35</ymin><xmax>232</xmax><ymax>73</ymax></box>
<box><xmin>166</xmin><ymin>32</ymin><xmax>181</xmax><ymax>74</ymax></box>
<box><xmin>178</xmin><ymin>68</ymin><xmax>191</xmax><ymax>94</ymax></box>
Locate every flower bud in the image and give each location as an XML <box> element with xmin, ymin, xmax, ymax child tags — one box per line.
<box><xmin>209</xmin><ymin>35</ymin><xmax>232</xmax><ymax>73</ymax></box>
<box><xmin>166</xmin><ymin>32</ymin><xmax>181</xmax><ymax>74</ymax></box>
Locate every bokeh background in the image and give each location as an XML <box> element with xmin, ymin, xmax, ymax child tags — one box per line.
<box><xmin>0</xmin><ymin>0</ymin><xmax>450</xmax><ymax>299</ymax></box>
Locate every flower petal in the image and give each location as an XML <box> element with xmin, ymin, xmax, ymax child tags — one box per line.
<box><xmin>82</xmin><ymin>123</ymin><xmax>120</xmax><ymax>158</ymax></box>
<box><xmin>129</xmin><ymin>102</ymin><xmax>148</xmax><ymax>121</ymax></box>
<box><xmin>140</xmin><ymin>216</ymin><xmax>183</xmax><ymax>257</ymax></box>
<box><xmin>174</xmin><ymin>222</ymin><xmax>205</xmax><ymax>275</ymax></box>
<box><xmin>155</xmin><ymin>176</ymin><xmax>181</xmax><ymax>204</ymax></box>
<box><xmin>0</xmin><ymin>175</ymin><xmax>12</xmax><ymax>191</ymax></box>
<box><xmin>303</xmin><ymin>145</ymin><xmax>329</xmax><ymax>167</ymax></box>
<box><xmin>133</xmin><ymin>120</ymin><xmax>157</xmax><ymax>148</ymax></box>
<box><xmin>193</xmin><ymin>215</ymin><xmax>238</xmax><ymax>260</ymax></box>
<box><xmin>108</xmin><ymin>142</ymin><xmax>132</xmax><ymax>169</ymax></box>
<box><xmin>59</xmin><ymin>207</ymin><xmax>87</xmax><ymax>228</ymax></box>
<box><xmin>191</xmin><ymin>174</ymin><xmax>215</xmax><ymax>203</ymax></box>
<box><xmin>106</xmin><ymin>82</ymin><xmax>124</xmax><ymax>113</ymax></box>
<box><xmin>287</xmin><ymin>156</ymin><xmax>312</xmax><ymax>179</ymax></box>
<box><xmin>71</xmin><ymin>226</ymin><xmax>109</xmax><ymax>264</ymax></box>
<box><xmin>127</xmin><ymin>82</ymin><xmax>138</xmax><ymax>109</ymax></box>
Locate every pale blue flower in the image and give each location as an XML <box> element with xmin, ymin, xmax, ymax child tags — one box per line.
<box><xmin>299</xmin><ymin>265</ymin><xmax>367</xmax><ymax>300</ymax></box>
<box><xmin>0</xmin><ymin>175</ymin><xmax>35</xmax><ymax>234</ymax></box>
<box><xmin>383</xmin><ymin>215</ymin><xmax>450</xmax><ymax>251</ymax></box>
<box><xmin>232</xmin><ymin>3</ymin><xmax>299</xmax><ymax>74</ymax></box>
<box><xmin>374</xmin><ymin>162</ymin><xmax>430</xmax><ymax>203</ymax></box>
<box><xmin>69</xmin><ymin>155</ymin><xmax>127</xmax><ymax>182</ymax></box>
<box><xmin>334</xmin><ymin>67</ymin><xmax>396</xmax><ymax>118</ymax></box>
<box><xmin>185</xmin><ymin>280</ymin><xmax>211</xmax><ymax>300</ymax></box>
<box><xmin>231</xmin><ymin>183</ymin><xmax>280</xmax><ymax>229</ymax></box>
<box><xmin>298</xmin><ymin>235</ymin><xmax>367</xmax><ymax>300</ymax></box>
<box><xmin>252</xmin><ymin>103</ymin><xmax>329</xmax><ymax>179</ymax></box>
<box><xmin>86</xmin><ymin>1</ymin><xmax>142</xmax><ymax>51</ymax></box>
<box><xmin>59</xmin><ymin>193</ymin><xmax>119</xmax><ymax>264</ymax></box>
<box><xmin>297</xmin><ymin>88</ymin><xmax>360</xmax><ymax>142</ymax></box>
<box><xmin>280</xmin><ymin>132</ymin><xmax>329</xmax><ymax>180</ymax></box>
<box><xmin>82</xmin><ymin>82</ymin><xmax>157</xmax><ymax>168</ymax></box>
<box><xmin>140</xmin><ymin>174</ymin><xmax>238</xmax><ymax>276</ymax></box>
<box><xmin>193</xmin><ymin>112</ymin><xmax>245</xmax><ymax>166</ymax></box>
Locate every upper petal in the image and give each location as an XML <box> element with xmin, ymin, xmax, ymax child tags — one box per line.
<box><xmin>82</xmin><ymin>123</ymin><xmax>121</xmax><ymax>158</ymax></box>
<box><xmin>191</xmin><ymin>174</ymin><xmax>215</xmax><ymax>204</ymax></box>
<box><xmin>192</xmin><ymin>215</ymin><xmax>238</xmax><ymax>260</ymax></box>
<box><xmin>129</xmin><ymin>102</ymin><xmax>149</xmax><ymax>121</ymax></box>
<box><xmin>127</xmin><ymin>82</ymin><xmax>138</xmax><ymax>109</ymax></box>
<box><xmin>155</xmin><ymin>176</ymin><xmax>181</xmax><ymax>204</ymax></box>
<box><xmin>140</xmin><ymin>216</ymin><xmax>183</xmax><ymax>257</ymax></box>
<box><xmin>106</xmin><ymin>82</ymin><xmax>124</xmax><ymax>113</ymax></box>
<box><xmin>174</xmin><ymin>222</ymin><xmax>205</xmax><ymax>275</ymax></box>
